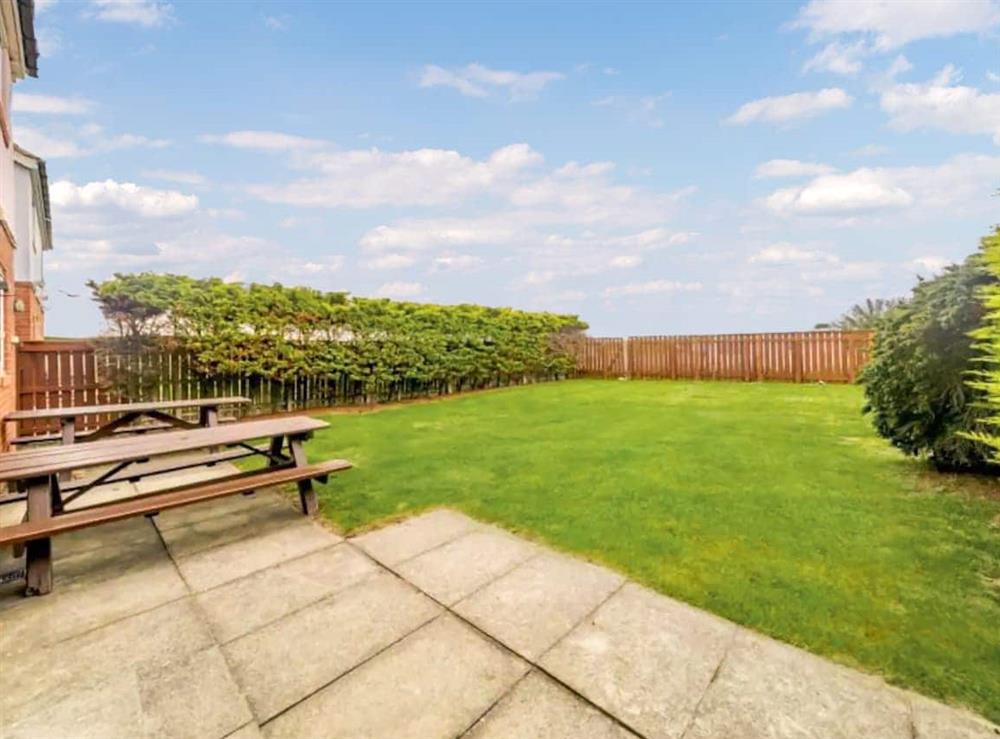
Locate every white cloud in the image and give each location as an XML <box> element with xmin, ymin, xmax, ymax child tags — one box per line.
<box><xmin>264</xmin><ymin>14</ymin><xmax>289</xmax><ymax>31</ymax></box>
<box><xmin>726</xmin><ymin>88</ymin><xmax>853</xmax><ymax>125</ymax></box>
<box><xmin>908</xmin><ymin>255</ymin><xmax>950</xmax><ymax>275</ymax></box>
<box><xmin>13</xmin><ymin>93</ymin><xmax>93</xmax><ymax>115</ymax></box>
<box><xmin>142</xmin><ymin>169</ymin><xmax>206</xmax><ymax>185</ymax></box>
<box><xmin>250</xmin><ymin>143</ymin><xmax>543</xmax><ymax>209</ymax></box>
<box><xmin>200</xmin><ymin>130</ymin><xmax>326</xmax><ymax>151</ymax></box>
<box><xmin>802</xmin><ymin>41</ymin><xmax>867</xmax><ymax>75</ymax></box>
<box><xmin>754</xmin><ymin>159</ymin><xmax>837</xmax><ymax>178</ymax></box>
<box><xmin>17</xmin><ymin>124</ymin><xmax>169</xmax><ymax>158</ymax></box>
<box><xmin>609</xmin><ymin>255</ymin><xmax>642</xmax><ymax>268</ymax></box>
<box><xmin>432</xmin><ymin>254</ymin><xmax>483</xmax><ymax>272</ymax></box>
<box><xmin>283</xmin><ymin>256</ymin><xmax>344</xmax><ymax>276</ymax></box>
<box><xmin>763</xmin><ymin>154</ymin><xmax>1000</xmax><ymax>217</ymax></box>
<box><xmin>880</xmin><ymin>65</ymin><xmax>1000</xmax><ymax>143</ymax></box>
<box><xmin>749</xmin><ymin>243</ymin><xmax>838</xmax><ymax>264</ymax></box>
<box><xmin>792</xmin><ymin>0</ymin><xmax>1000</xmax><ymax>50</ymax></box>
<box><xmin>765</xmin><ymin>169</ymin><xmax>913</xmax><ymax>216</ymax></box>
<box><xmin>375</xmin><ymin>281</ymin><xmax>425</xmax><ymax>299</ymax></box>
<box><xmin>419</xmin><ymin>63</ymin><xmax>564</xmax><ymax>100</ymax></box>
<box><xmin>592</xmin><ymin>93</ymin><xmax>670</xmax><ymax>128</ymax></box>
<box><xmin>16</xmin><ymin>126</ymin><xmax>84</xmax><ymax>157</ymax></box>
<box><xmin>50</xmin><ymin>179</ymin><xmax>198</xmax><ymax>217</ymax></box>
<box><xmin>989</xmin><ymin>71</ymin><xmax>1000</xmax><ymax>83</ymax></box>
<box><xmin>364</xmin><ymin>253</ymin><xmax>417</xmax><ymax>270</ymax></box>
<box><xmin>87</xmin><ymin>0</ymin><xmax>175</xmax><ymax>28</ymax></box>
<box><xmin>360</xmin><ymin>217</ymin><xmax>519</xmax><ymax>252</ymax></box>
<box><xmin>602</xmin><ymin>280</ymin><xmax>703</xmax><ymax>298</ymax></box>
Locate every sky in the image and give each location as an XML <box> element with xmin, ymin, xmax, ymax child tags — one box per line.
<box><xmin>13</xmin><ymin>0</ymin><xmax>1000</xmax><ymax>337</ymax></box>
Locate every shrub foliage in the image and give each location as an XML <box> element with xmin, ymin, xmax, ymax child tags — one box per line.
<box><xmin>860</xmin><ymin>241</ymin><xmax>996</xmax><ymax>471</ymax></box>
<box><xmin>88</xmin><ymin>273</ymin><xmax>587</xmax><ymax>401</ymax></box>
<box><xmin>966</xmin><ymin>227</ymin><xmax>1000</xmax><ymax>460</ymax></box>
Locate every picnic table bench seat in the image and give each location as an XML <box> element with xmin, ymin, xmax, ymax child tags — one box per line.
<box><xmin>0</xmin><ymin>460</ymin><xmax>351</xmax><ymax>548</ymax></box>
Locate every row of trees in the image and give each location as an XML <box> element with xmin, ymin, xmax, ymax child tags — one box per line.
<box><xmin>859</xmin><ymin>227</ymin><xmax>1000</xmax><ymax>471</ymax></box>
<box><xmin>88</xmin><ymin>274</ymin><xmax>587</xmax><ymax>399</ymax></box>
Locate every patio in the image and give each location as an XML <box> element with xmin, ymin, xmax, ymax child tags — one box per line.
<box><xmin>0</xmin><ymin>464</ymin><xmax>996</xmax><ymax>739</ymax></box>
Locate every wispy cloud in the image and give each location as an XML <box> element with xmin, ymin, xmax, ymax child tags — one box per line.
<box><xmin>200</xmin><ymin>130</ymin><xmax>327</xmax><ymax>151</ymax></box>
<box><xmin>14</xmin><ymin>93</ymin><xmax>94</xmax><ymax>115</ymax></box>
<box><xmin>419</xmin><ymin>63</ymin><xmax>564</xmax><ymax>100</ymax></box>
<box><xmin>791</xmin><ymin>0</ymin><xmax>1000</xmax><ymax>51</ymax></box>
<box><xmin>602</xmin><ymin>280</ymin><xmax>702</xmax><ymax>298</ymax></box>
<box><xmin>754</xmin><ymin>159</ymin><xmax>837</xmax><ymax>178</ymax></box>
<box><xmin>726</xmin><ymin>88</ymin><xmax>852</xmax><ymax>125</ymax></box>
<box><xmin>879</xmin><ymin>65</ymin><xmax>1000</xmax><ymax>144</ymax></box>
<box><xmin>86</xmin><ymin>0</ymin><xmax>175</xmax><ymax>28</ymax></box>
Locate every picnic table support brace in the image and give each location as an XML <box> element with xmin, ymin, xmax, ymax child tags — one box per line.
<box><xmin>25</xmin><ymin>475</ymin><xmax>53</xmax><ymax>595</ymax></box>
<box><xmin>288</xmin><ymin>434</ymin><xmax>317</xmax><ymax>515</ymax></box>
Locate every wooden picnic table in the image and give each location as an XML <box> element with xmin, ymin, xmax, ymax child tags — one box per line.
<box><xmin>0</xmin><ymin>415</ymin><xmax>334</xmax><ymax>595</ymax></box>
<box><xmin>5</xmin><ymin>396</ymin><xmax>252</xmax><ymax>447</ymax></box>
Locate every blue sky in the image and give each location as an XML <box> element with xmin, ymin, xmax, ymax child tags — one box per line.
<box><xmin>14</xmin><ymin>0</ymin><xmax>1000</xmax><ymax>337</ymax></box>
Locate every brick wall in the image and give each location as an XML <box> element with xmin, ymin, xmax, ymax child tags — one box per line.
<box><xmin>14</xmin><ymin>281</ymin><xmax>42</xmax><ymax>341</ymax></box>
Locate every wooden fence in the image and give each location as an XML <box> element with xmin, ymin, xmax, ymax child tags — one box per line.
<box><xmin>574</xmin><ymin>331</ymin><xmax>873</xmax><ymax>383</ymax></box>
<box><xmin>13</xmin><ymin>330</ymin><xmax>873</xmax><ymax>435</ymax></box>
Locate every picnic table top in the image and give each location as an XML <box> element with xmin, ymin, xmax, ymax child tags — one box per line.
<box><xmin>4</xmin><ymin>396</ymin><xmax>252</xmax><ymax>421</ymax></box>
<box><xmin>0</xmin><ymin>416</ymin><xmax>327</xmax><ymax>482</ymax></box>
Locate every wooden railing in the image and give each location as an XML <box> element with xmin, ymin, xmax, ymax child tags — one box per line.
<box><xmin>574</xmin><ymin>331</ymin><xmax>873</xmax><ymax>383</ymax></box>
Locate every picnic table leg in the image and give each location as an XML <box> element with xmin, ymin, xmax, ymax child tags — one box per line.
<box><xmin>24</xmin><ymin>475</ymin><xmax>54</xmax><ymax>596</ymax></box>
<box><xmin>199</xmin><ymin>405</ymin><xmax>220</xmax><ymax>427</ymax></box>
<box><xmin>267</xmin><ymin>434</ymin><xmax>286</xmax><ymax>467</ymax></box>
<box><xmin>200</xmin><ymin>406</ymin><xmax>220</xmax><ymax>457</ymax></box>
<box><xmin>288</xmin><ymin>434</ymin><xmax>318</xmax><ymax>515</ymax></box>
<box><xmin>58</xmin><ymin>417</ymin><xmax>76</xmax><ymax>483</ymax></box>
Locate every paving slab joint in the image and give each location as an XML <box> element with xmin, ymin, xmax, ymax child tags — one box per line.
<box><xmin>677</xmin><ymin>622</ymin><xmax>740</xmax><ymax>739</ymax></box>
<box><xmin>347</xmin><ymin>539</ymin><xmax>648</xmax><ymax>739</ymax></box>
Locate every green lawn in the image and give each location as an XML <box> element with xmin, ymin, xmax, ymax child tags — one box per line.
<box><xmin>301</xmin><ymin>380</ymin><xmax>999</xmax><ymax>721</ymax></box>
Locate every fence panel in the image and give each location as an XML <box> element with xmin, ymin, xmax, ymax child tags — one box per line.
<box><xmin>574</xmin><ymin>330</ymin><xmax>872</xmax><ymax>383</ymax></box>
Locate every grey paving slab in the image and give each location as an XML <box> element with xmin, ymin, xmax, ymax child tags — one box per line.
<box><xmin>465</xmin><ymin>670</ymin><xmax>639</xmax><ymax>739</ymax></box>
<box><xmin>2</xmin><ymin>598</ymin><xmax>215</xmax><ymax>728</ymax></box>
<box><xmin>263</xmin><ymin>614</ymin><xmax>529</xmax><ymax>739</ymax></box>
<box><xmin>0</xmin><ymin>548</ymin><xmax>187</xmax><ymax>656</ymax></box>
<box><xmin>455</xmin><ymin>551</ymin><xmax>624</xmax><ymax>659</ymax></box>
<box><xmin>2</xmin><ymin>669</ymin><xmax>146</xmax><ymax>739</ymax></box>
<box><xmin>154</xmin><ymin>489</ymin><xmax>283</xmax><ymax>532</ymax></box>
<box><xmin>54</xmin><ymin>514</ymin><xmax>156</xmax><ymax>557</ymax></box>
<box><xmin>225</xmin><ymin>570</ymin><xmax>441</xmax><ymax>722</ymax></box>
<box><xmin>138</xmin><ymin>646</ymin><xmax>253</xmax><ymax>739</ymax></box>
<box><xmin>158</xmin><ymin>495</ymin><xmax>305</xmax><ymax>559</ymax></box>
<box><xmin>396</xmin><ymin>527</ymin><xmax>539</xmax><ymax>604</ymax></box>
<box><xmin>683</xmin><ymin>629</ymin><xmax>913</xmax><ymax>739</ymax></box>
<box><xmin>135</xmin><ymin>460</ymin><xmax>240</xmax><ymax>495</ymax></box>
<box><xmin>174</xmin><ymin>518</ymin><xmax>338</xmax><ymax>592</ymax></box>
<box><xmin>910</xmin><ymin>694</ymin><xmax>1000</xmax><ymax>739</ymax></box>
<box><xmin>197</xmin><ymin>543</ymin><xmax>379</xmax><ymax>643</ymax></box>
<box><xmin>350</xmin><ymin>508</ymin><xmax>479</xmax><ymax>565</ymax></box>
<box><xmin>540</xmin><ymin>583</ymin><xmax>736</xmax><ymax>739</ymax></box>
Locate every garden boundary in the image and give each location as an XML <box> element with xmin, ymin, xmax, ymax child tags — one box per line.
<box><xmin>574</xmin><ymin>331</ymin><xmax>873</xmax><ymax>383</ymax></box>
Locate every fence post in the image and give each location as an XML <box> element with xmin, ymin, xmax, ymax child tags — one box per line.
<box><xmin>792</xmin><ymin>335</ymin><xmax>803</xmax><ymax>383</ymax></box>
<box><xmin>622</xmin><ymin>337</ymin><xmax>630</xmax><ymax>379</ymax></box>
